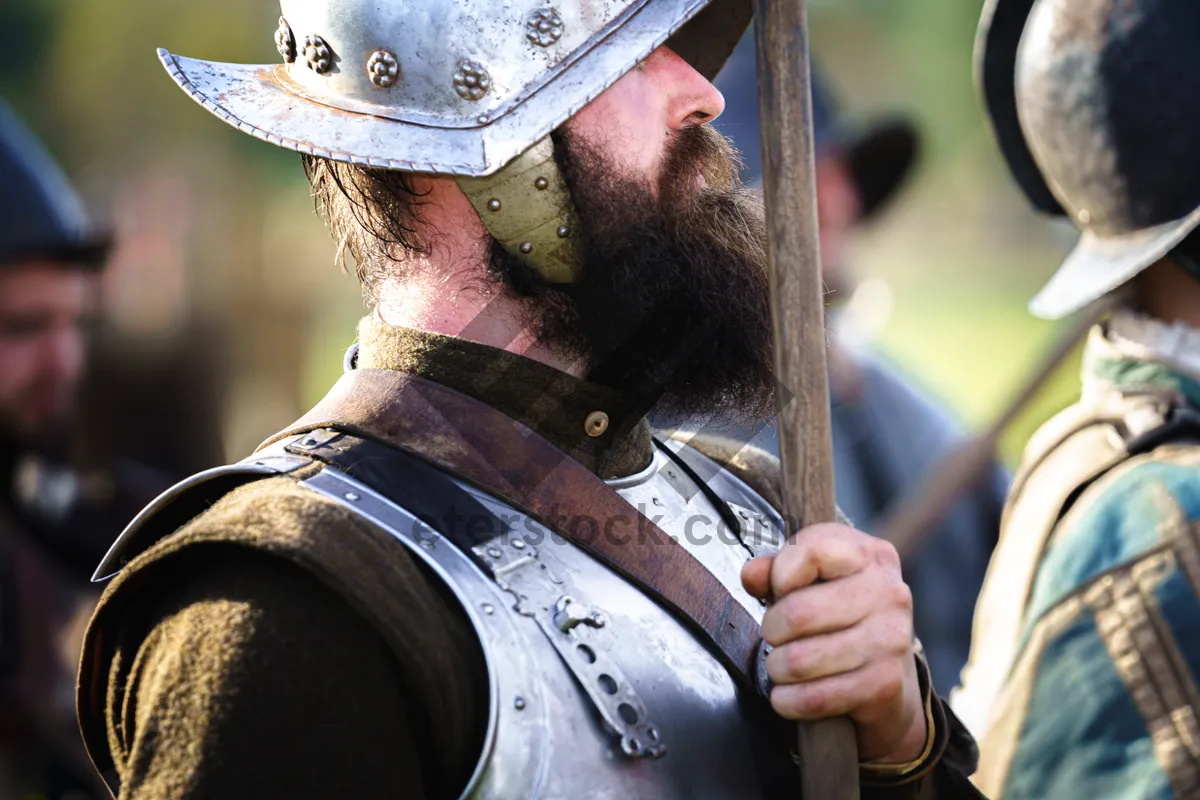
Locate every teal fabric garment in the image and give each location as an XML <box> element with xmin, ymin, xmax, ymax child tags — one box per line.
<box><xmin>1005</xmin><ymin>612</ymin><xmax>1170</xmax><ymax>800</ymax></box>
<box><xmin>996</xmin><ymin>336</ymin><xmax>1200</xmax><ymax>799</ymax></box>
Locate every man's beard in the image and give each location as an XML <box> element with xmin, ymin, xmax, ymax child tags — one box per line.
<box><xmin>0</xmin><ymin>394</ymin><xmax>76</xmax><ymax>457</ymax></box>
<box><xmin>493</xmin><ymin>124</ymin><xmax>777</xmax><ymax>424</ymax></box>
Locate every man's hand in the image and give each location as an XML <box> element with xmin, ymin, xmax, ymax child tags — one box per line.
<box><xmin>741</xmin><ymin>523</ymin><xmax>926</xmax><ymax>764</ymax></box>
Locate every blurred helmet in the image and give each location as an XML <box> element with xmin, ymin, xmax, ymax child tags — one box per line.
<box><xmin>713</xmin><ymin>31</ymin><xmax>920</xmax><ymax>221</ymax></box>
<box><xmin>0</xmin><ymin>98</ymin><xmax>110</xmax><ymax>270</ymax></box>
<box><xmin>977</xmin><ymin>0</ymin><xmax>1200</xmax><ymax>319</ymax></box>
<box><xmin>158</xmin><ymin>0</ymin><xmax>751</xmax><ymax>283</ymax></box>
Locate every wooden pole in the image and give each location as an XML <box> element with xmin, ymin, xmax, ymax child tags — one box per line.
<box><xmin>878</xmin><ymin>293</ymin><xmax>1120</xmax><ymax>559</ymax></box>
<box><xmin>752</xmin><ymin>1</ymin><xmax>860</xmax><ymax>796</ymax></box>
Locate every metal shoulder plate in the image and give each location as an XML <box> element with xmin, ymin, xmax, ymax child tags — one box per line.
<box><xmin>300</xmin><ymin>432</ymin><xmax>787</xmax><ymax>798</ymax></box>
<box><xmin>91</xmin><ymin>442</ymin><xmax>311</xmax><ymax>581</ymax></box>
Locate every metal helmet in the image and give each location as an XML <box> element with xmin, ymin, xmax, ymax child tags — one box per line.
<box><xmin>713</xmin><ymin>30</ymin><xmax>919</xmax><ymax>221</ymax></box>
<box><xmin>977</xmin><ymin>0</ymin><xmax>1200</xmax><ymax>319</ymax></box>
<box><xmin>0</xmin><ymin>98</ymin><xmax>110</xmax><ymax>269</ymax></box>
<box><xmin>158</xmin><ymin>0</ymin><xmax>751</xmax><ymax>283</ymax></box>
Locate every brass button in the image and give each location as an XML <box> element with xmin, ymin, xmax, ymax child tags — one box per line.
<box><xmin>584</xmin><ymin>411</ymin><xmax>609</xmax><ymax>437</ymax></box>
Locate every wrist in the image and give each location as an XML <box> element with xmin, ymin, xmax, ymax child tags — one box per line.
<box><xmin>859</xmin><ymin>651</ymin><xmax>942</xmax><ymax>786</ymax></box>
<box><xmin>868</xmin><ymin>706</ymin><xmax>930</xmax><ymax>766</ymax></box>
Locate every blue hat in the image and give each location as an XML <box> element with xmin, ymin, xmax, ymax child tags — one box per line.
<box><xmin>0</xmin><ymin>97</ymin><xmax>110</xmax><ymax>268</ymax></box>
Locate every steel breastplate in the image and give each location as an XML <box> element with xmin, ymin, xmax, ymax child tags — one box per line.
<box><xmin>301</xmin><ymin>442</ymin><xmax>789</xmax><ymax>799</ymax></box>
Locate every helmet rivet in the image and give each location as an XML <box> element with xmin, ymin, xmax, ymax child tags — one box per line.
<box><xmin>454</xmin><ymin>60</ymin><xmax>492</xmax><ymax>101</ymax></box>
<box><xmin>556</xmin><ymin>225</ymin><xmax>570</xmax><ymax>238</ymax></box>
<box><xmin>275</xmin><ymin>17</ymin><xmax>296</xmax><ymax>63</ymax></box>
<box><xmin>585</xmin><ymin>411</ymin><xmax>610</xmax><ymax>437</ymax></box>
<box><xmin>487</xmin><ymin>198</ymin><xmax>502</xmax><ymax>212</ymax></box>
<box><xmin>534</xmin><ymin>176</ymin><xmax>549</xmax><ymax>190</ymax></box>
<box><xmin>519</xmin><ymin>241</ymin><xmax>534</xmax><ymax>254</ymax></box>
<box><xmin>1078</xmin><ymin>209</ymin><xmax>1092</xmax><ymax>224</ymax></box>
<box><xmin>367</xmin><ymin>50</ymin><xmax>399</xmax><ymax>88</ymax></box>
<box><xmin>526</xmin><ymin>8</ymin><xmax>565</xmax><ymax>47</ymax></box>
<box><xmin>477</xmin><ymin>114</ymin><xmax>492</xmax><ymax>125</ymax></box>
<box><xmin>303</xmin><ymin>35</ymin><xmax>333</xmax><ymax>74</ymax></box>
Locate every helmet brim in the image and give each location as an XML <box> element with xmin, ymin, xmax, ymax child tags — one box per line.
<box><xmin>1029</xmin><ymin>208</ymin><xmax>1200</xmax><ymax>320</ymax></box>
<box><xmin>157</xmin><ymin>0</ymin><xmax>750</xmax><ymax>178</ymax></box>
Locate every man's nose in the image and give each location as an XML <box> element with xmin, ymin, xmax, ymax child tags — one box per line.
<box><xmin>39</xmin><ymin>326</ymin><xmax>85</xmax><ymax>386</ymax></box>
<box><xmin>656</xmin><ymin>47</ymin><xmax>726</xmax><ymax>129</ymax></box>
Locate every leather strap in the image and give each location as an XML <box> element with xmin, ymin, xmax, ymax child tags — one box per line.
<box><xmin>259</xmin><ymin>368</ymin><xmax>766</xmax><ymax>688</ymax></box>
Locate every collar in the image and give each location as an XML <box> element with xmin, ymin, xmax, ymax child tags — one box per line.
<box><xmin>354</xmin><ymin>316</ymin><xmax>653</xmax><ymax>479</ymax></box>
<box><xmin>1082</xmin><ymin>309</ymin><xmax>1200</xmax><ymax>409</ymax></box>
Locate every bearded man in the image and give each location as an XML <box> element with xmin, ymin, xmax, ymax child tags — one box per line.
<box><xmin>0</xmin><ymin>97</ymin><xmax>157</xmax><ymax>800</ymax></box>
<box><xmin>76</xmin><ymin>3</ymin><xmax>980</xmax><ymax>798</ymax></box>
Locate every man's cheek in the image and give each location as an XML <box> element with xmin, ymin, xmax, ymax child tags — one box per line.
<box><xmin>0</xmin><ymin>341</ymin><xmax>43</xmax><ymax>405</ymax></box>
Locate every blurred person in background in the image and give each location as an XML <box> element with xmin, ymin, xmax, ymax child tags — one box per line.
<box><xmin>73</xmin><ymin>3</ymin><xmax>984</xmax><ymax>798</ymax></box>
<box><xmin>0</xmin><ymin>98</ymin><xmax>165</xmax><ymax>800</ymax></box>
<box><xmin>692</xmin><ymin>32</ymin><xmax>1009</xmax><ymax>698</ymax></box>
<box><xmin>954</xmin><ymin>0</ymin><xmax>1200</xmax><ymax>797</ymax></box>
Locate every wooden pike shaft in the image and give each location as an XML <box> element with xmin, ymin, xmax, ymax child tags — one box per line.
<box><xmin>751</xmin><ymin>0</ymin><xmax>860</xmax><ymax>796</ymax></box>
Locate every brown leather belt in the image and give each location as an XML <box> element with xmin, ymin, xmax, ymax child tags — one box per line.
<box><xmin>262</xmin><ymin>368</ymin><xmax>766</xmax><ymax>688</ymax></box>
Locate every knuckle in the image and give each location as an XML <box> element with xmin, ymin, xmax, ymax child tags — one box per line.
<box><xmin>883</xmin><ymin>581</ymin><xmax>914</xmax><ymax>614</ymax></box>
<box><xmin>871</xmin><ymin>537</ymin><xmax>901</xmax><ymax>567</ymax></box>
<box><xmin>782</xmin><ymin>596</ymin><xmax>812</xmax><ymax>633</ymax></box>
<box><xmin>884</xmin><ymin>621</ymin><xmax>914</xmax><ymax>655</ymax></box>
<box><xmin>807</xmin><ymin>537</ymin><xmax>834</xmax><ymax>563</ymax></box>
<box><xmin>870</xmin><ymin>661</ymin><xmax>905</xmax><ymax>705</ymax></box>
<box><xmin>768</xmin><ymin>643</ymin><xmax>809</xmax><ymax>682</ymax></box>
<box><xmin>800</xmin><ymin>683</ymin><xmax>834</xmax><ymax>718</ymax></box>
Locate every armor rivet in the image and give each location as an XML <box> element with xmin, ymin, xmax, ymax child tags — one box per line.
<box><xmin>302</xmin><ymin>438</ymin><xmax>318</xmax><ymax>446</ymax></box>
<box><xmin>584</xmin><ymin>411</ymin><xmax>609</xmax><ymax>437</ymax></box>
<box><xmin>453</xmin><ymin>60</ymin><xmax>492</xmax><ymax>101</ymax></box>
<box><xmin>477</xmin><ymin>114</ymin><xmax>491</xmax><ymax>124</ymax></box>
<box><xmin>511</xmin><ymin>538</ymin><xmax>526</xmax><ymax>550</ymax></box>
<box><xmin>738</xmin><ymin>509</ymin><xmax>751</xmax><ymax>521</ymax></box>
<box><xmin>556</xmin><ymin>225</ymin><xmax>570</xmax><ymax>238</ymax></box>
<box><xmin>487</xmin><ymin>198</ymin><xmax>502</xmax><ymax>212</ymax></box>
<box><xmin>345</xmin><ymin>492</ymin><xmax>360</xmax><ymax>502</ymax></box>
<box><xmin>666</xmin><ymin>469</ymin><xmax>677</xmax><ymax>479</ymax></box>
<box><xmin>534</xmin><ymin>176</ymin><xmax>550</xmax><ymax>190</ymax></box>
<box><xmin>1078</xmin><ymin>208</ymin><xmax>1092</xmax><ymax>224</ymax></box>
<box><xmin>487</xmin><ymin>546</ymin><xmax>503</xmax><ymax>559</ymax></box>
<box><xmin>367</xmin><ymin>49</ymin><xmax>400</xmax><ymax>89</ymax></box>
<box><xmin>526</xmin><ymin>8</ymin><xmax>565</xmax><ymax>47</ymax></box>
<box><xmin>519</xmin><ymin>241</ymin><xmax>534</xmax><ymax>254</ymax></box>
<box><xmin>275</xmin><ymin>17</ymin><xmax>297</xmax><ymax>63</ymax></box>
<box><xmin>482</xmin><ymin>603</ymin><xmax>495</xmax><ymax>615</ymax></box>
<box><xmin>303</xmin><ymin>35</ymin><xmax>333</xmax><ymax>74</ymax></box>
<box><xmin>514</xmin><ymin>696</ymin><xmax>527</xmax><ymax>710</ymax></box>
<box><xmin>651</xmin><ymin>497</ymin><xmax>663</xmax><ymax>507</ymax></box>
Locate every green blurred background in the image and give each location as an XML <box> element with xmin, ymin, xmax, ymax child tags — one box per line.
<box><xmin>0</xmin><ymin>0</ymin><xmax>1083</xmax><ymax>467</ymax></box>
